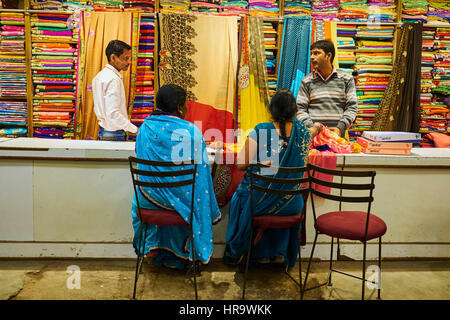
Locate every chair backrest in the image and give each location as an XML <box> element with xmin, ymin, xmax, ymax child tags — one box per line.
<box><xmin>128</xmin><ymin>156</ymin><xmax>197</xmax><ymax>225</ymax></box>
<box><xmin>248</xmin><ymin>163</ymin><xmax>310</xmax><ymax>218</ymax></box>
<box><xmin>307</xmin><ymin>163</ymin><xmax>376</xmax><ymax>239</ymax></box>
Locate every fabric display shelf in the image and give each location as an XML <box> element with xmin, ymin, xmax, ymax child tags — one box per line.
<box><xmin>190</xmin><ymin>0</ymin><xmax>221</xmax><ymax>14</ymax></box>
<box><xmin>263</xmin><ymin>20</ymin><xmax>278</xmax><ymax>96</ymax></box>
<box><xmin>311</xmin><ymin>0</ymin><xmax>339</xmax><ymax>20</ymax></box>
<box><xmin>367</xmin><ymin>0</ymin><xmax>397</xmax><ymax>23</ymax></box>
<box><xmin>347</xmin><ymin>24</ymin><xmax>394</xmax><ymax>139</ymax></box>
<box><xmin>31</xmin><ymin>13</ymin><xmax>78</xmax><ymax>139</ymax></box>
<box><xmin>338</xmin><ymin>0</ymin><xmax>368</xmax><ymax>22</ymax></box>
<box><xmin>90</xmin><ymin>0</ymin><xmax>124</xmax><ymax>11</ymax></box>
<box><xmin>427</xmin><ymin>0</ymin><xmax>450</xmax><ymax>25</ymax></box>
<box><xmin>31</xmin><ymin>0</ymin><xmax>94</xmax><ymax>11</ymax></box>
<box><xmin>419</xmin><ymin>26</ymin><xmax>450</xmax><ymax>137</ymax></box>
<box><xmin>128</xmin><ymin>15</ymin><xmax>155</xmax><ymax>141</ymax></box>
<box><xmin>248</xmin><ymin>0</ymin><xmax>279</xmax><ymax>17</ymax></box>
<box><xmin>336</xmin><ymin>23</ymin><xmax>356</xmax><ymax>74</ymax></box>
<box><xmin>283</xmin><ymin>0</ymin><xmax>311</xmax><ymax>17</ymax></box>
<box><xmin>0</xmin><ymin>12</ymin><xmax>26</xmax><ymax>99</ymax></box>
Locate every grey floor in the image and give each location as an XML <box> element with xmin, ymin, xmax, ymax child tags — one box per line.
<box><xmin>1</xmin><ymin>259</ymin><xmax>449</xmax><ymax>300</ymax></box>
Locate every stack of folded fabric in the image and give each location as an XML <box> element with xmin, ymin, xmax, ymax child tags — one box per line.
<box><xmin>190</xmin><ymin>0</ymin><xmax>221</xmax><ymax>14</ymax></box>
<box><xmin>351</xmin><ymin>27</ymin><xmax>393</xmax><ymax>133</ymax></box>
<box><xmin>311</xmin><ymin>1</ymin><xmax>339</xmax><ymax>20</ymax></box>
<box><xmin>0</xmin><ymin>12</ymin><xmax>26</xmax><ymax>98</ymax></box>
<box><xmin>402</xmin><ymin>0</ymin><xmax>428</xmax><ymax>23</ymax></box>
<box><xmin>263</xmin><ymin>21</ymin><xmax>278</xmax><ymax>96</ymax></box>
<box><xmin>419</xmin><ymin>27</ymin><xmax>436</xmax><ymax>133</ymax></box>
<box><xmin>90</xmin><ymin>0</ymin><xmax>124</xmax><ymax>11</ymax></box>
<box><xmin>336</xmin><ymin>24</ymin><xmax>356</xmax><ymax>74</ymax></box>
<box><xmin>128</xmin><ymin>16</ymin><xmax>155</xmax><ymax>141</ymax></box>
<box><xmin>219</xmin><ymin>0</ymin><xmax>249</xmax><ymax>15</ymax></box>
<box><xmin>62</xmin><ymin>1</ymin><xmax>94</xmax><ymax>11</ymax></box>
<box><xmin>427</xmin><ymin>0</ymin><xmax>450</xmax><ymax>25</ymax></box>
<box><xmin>0</xmin><ymin>101</ymin><xmax>27</xmax><ymax>138</ymax></box>
<box><xmin>159</xmin><ymin>0</ymin><xmax>191</xmax><ymax>13</ymax></box>
<box><xmin>124</xmin><ymin>0</ymin><xmax>155</xmax><ymax>11</ymax></box>
<box><xmin>248</xmin><ymin>0</ymin><xmax>279</xmax><ymax>17</ymax></box>
<box><xmin>338</xmin><ymin>0</ymin><xmax>368</xmax><ymax>22</ymax></box>
<box><xmin>31</xmin><ymin>13</ymin><xmax>77</xmax><ymax>139</ymax></box>
<box><xmin>283</xmin><ymin>0</ymin><xmax>311</xmax><ymax>17</ymax></box>
<box><xmin>31</xmin><ymin>0</ymin><xmax>64</xmax><ymax>10</ymax></box>
<box><xmin>367</xmin><ymin>0</ymin><xmax>397</xmax><ymax>23</ymax></box>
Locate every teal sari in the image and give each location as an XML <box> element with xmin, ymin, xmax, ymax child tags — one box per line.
<box><xmin>224</xmin><ymin>118</ymin><xmax>311</xmax><ymax>268</ymax></box>
<box><xmin>132</xmin><ymin>114</ymin><xmax>222</xmax><ymax>270</ymax></box>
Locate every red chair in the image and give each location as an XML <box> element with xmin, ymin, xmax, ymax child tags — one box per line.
<box><xmin>242</xmin><ymin>163</ymin><xmax>310</xmax><ymax>300</ymax></box>
<box><xmin>128</xmin><ymin>156</ymin><xmax>198</xmax><ymax>300</ymax></box>
<box><xmin>302</xmin><ymin>163</ymin><xmax>387</xmax><ymax>300</ymax></box>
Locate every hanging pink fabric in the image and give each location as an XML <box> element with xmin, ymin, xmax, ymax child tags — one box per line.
<box><xmin>308</xmin><ymin>149</ymin><xmax>338</xmax><ymax>195</ymax></box>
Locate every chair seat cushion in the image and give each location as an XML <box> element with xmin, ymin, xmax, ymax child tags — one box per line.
<box><xmin>316</xmin><ymin>211</ymin><xmax>387</xmax><ymax>241</ymax></box>
<box><xmin>139</xmin><ymin>209</ymin><xmax>188</xmax><ymax>226</ymax></box>
<box><xmin>252</xmin><ymin>214</ymin><xmax>302</xmax><ymax>245</ymax></box>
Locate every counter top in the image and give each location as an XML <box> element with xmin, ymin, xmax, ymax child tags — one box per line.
<box><xmin>0</xmin><ymin>138</ymin><xmax>449</xmax><ymax>167</ymax></box>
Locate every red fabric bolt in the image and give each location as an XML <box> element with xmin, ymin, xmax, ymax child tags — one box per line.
<box><xmin>315</xmin><ymin>211</ymin><xmax>387</xmax><ymax>241</ymax></box>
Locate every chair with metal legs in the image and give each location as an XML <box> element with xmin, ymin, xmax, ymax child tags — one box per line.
<box><xmin>128</xmin><ymin>156</ymin><xmax>199</xmax><ymax>300</ymax></box>
<box><xmin>241</xmin><ymin>163</ymin><xmax>310</xmax><ymax>300</ymax></box>
<box><xmin>301</xmin><ymin>163</ymin><xmax>387</xmax><ymax>300</ymax></box>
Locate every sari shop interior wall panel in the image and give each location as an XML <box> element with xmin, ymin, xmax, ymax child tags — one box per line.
<box><xmin>127</xmin><ymin>14</ymin><xmax>156</xmax><ymax>141</ymax></box>
<box><xmin>0</xmin><ymin>11</ymin><xmax>28</xmax><ymax>138</ymax></box>
<box><xmin>30</xmin><ymin>12</ymin><xmax>79</xmax><ymax>139</ymax></box>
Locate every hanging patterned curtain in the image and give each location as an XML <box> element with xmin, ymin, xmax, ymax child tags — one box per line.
<box><xmin>277</xmin><ymin>17</ymin><xmax>312</xmax><ymax>99</ymax></box>
<box><xmin>78</xmin><ymin>11</ymin><xmax>133</xmax><ymax>140</ymax></box>
<box><xmin>158</xmin><ymin>14</ymin><xmax>238</xmax><ymax>142</ymax></box>
<box><xmin>370</xmin><ymin>22</ymin><xmax>423</xmax><ymax>132</ymax></box>
<box><xmin>236</xmin><ymin>16</ymin><xmax>271</xmax><ymax>143</ymax></box>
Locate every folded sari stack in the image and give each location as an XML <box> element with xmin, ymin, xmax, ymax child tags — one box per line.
<box><xmin>219</xmin><ymin>0</ymin><xmax>249</xmax><ymax>16</ymax></box>
<box><xmin>91</xmin><ymin>0</ymin><xmax>124</xmax><ymax>11</ymax></box>
<box><xmin>31</xmin><ymin>13</ymin><xmax>76</xmax><ymax>42</ymax></box>
<box><xmin>124</xmin><ymin>0</ymin><xmax>155</xmax><ymax>11</ymax></box>
<box><xmin>129</xmin><ymin>17</ymin><xmax>156</xmax><ymax>140</ymax></box>
<box><xmin>351</xmin><ymin>27</ymin><xmax>393</xmax><ymax>133</ymax></box>
<box><xmin>402</xmin><ymin>0</ymin><xmax>428</xmax><ymax>23</ymax></box>
<box><xmin>248</xmin><ymin>0</ymin><xmax>279</xmax><ymax>17</ymax></box>
<box><xmin>283</xmin><ymin>0</ymin><xmax>311</xmax><ymax>17</ymax></box>
<box><xmin>0</xmin><ymin>101</ymin><xmax>27</xmax><ymax>137</ymax></box>
<box><xmin>263</xmin><ymin>21</ymin><xmax>277</xmax><ymax>93</ymax></box>
<box><xmin>367</xmin><ymin>0</ymin><xmax>397</xmax><ymax>23</ymax></box>
<box><xmin>420</xmin><ymin>103</ymin><xmax>449</xmax><ymax>133</ymax></box>
<box><xmin>311</xmin><ymin>1</ymin><xmax>339</xmax><ymax>20</ymax></box>
<box><xmin>0</xmin><ymin>13</ymin><xmax>26</xmax><ymax>98</ymax></box>
<box><xmin>427</xmin><ymin>0</ymin><xmax>450</xmax><ymax>25</ymax></box>
<box><xmin>336</xmin><ymin>36</ymin><xmax>355</xmax><ymax>73</ymax></box>
<box><xmin>62</xmin><ymin>1</ymin><xmax>94</xmax><ymax>11</ymax></box>
<box><xmin>30</xmin><ymin>0</ymin><xmax>64</xmax><ymax>10</ymax></box>
<box><xmin>159</xmin><ymin>0</ymin><xmax>190</xmax><ymax>14</ymax></box>
<box><xmin>190</xmin><ymin>0</ymin><xmax>221</xmax><ymax>14</ymax></box>
<box><xmin>420</xmin><ymin>27</ymin><xmax>436</xmax><ymax>118</ymax></box>
<box><xmin>338</xmin><ymin>0</ymin><xmax>368</xmax><ymax>22</ymax></box>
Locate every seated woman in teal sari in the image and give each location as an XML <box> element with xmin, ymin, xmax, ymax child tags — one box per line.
<box><xmin>224</xmin><ymin>88</ymin><xmax>323</xmax><ymax>269</ymax></box>
<box><xmin>131</xmin><ymin>84</ymin><xmax>222</xmax><ymax>270</ymax></box>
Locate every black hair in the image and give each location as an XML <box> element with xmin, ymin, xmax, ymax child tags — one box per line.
<box><xmin>311</xmin><ymin>39</ymin><xmax>335</xmax><ymax>63</ymax></box>
<box><xmin>268</xmin><ymin>88</ymin><xmax>297</xmax><ymax>143</ymax></box>
<box><xmin>105</xmin><ymin>40</ymin><xmax>131</xmax><ymax>62</ymax></box>
<box><xmin>155</xmin><ymin>84</ymin><xmax>187</xmax><ymax>114</ymax></box>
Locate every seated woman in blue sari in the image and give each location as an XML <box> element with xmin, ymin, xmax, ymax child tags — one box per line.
<box><xmin>131</xmin><ymin>84</ymin><xmax>222</xmax><ymax>270</ymax></box>
<box><xmin>223</xmin><ymin>88</ymin><xmax>323</xmax><ymax>269</ymax></box>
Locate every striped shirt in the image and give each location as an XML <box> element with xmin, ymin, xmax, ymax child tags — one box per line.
<box><xmin>296</xmin><ymin>68</ymin><xmax>358</xmax><ymax>135</ymax></box>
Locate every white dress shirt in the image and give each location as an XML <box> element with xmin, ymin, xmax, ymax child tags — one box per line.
<box><xmin>92</xmin><ymin>64</ymin><xmax>138</xmax><ymax>133</ymax></box>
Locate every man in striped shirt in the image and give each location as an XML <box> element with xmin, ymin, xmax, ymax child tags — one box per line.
<box><xmin>296</xmin><ymin>40</ymin><xmax>358</xmax><ymax>137</ymax></box>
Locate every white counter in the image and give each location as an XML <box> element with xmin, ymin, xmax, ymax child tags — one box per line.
<box><xmin>0</xmin><ymin>138</ymin><xmax>449</xmax><ymax>260</ymax></box>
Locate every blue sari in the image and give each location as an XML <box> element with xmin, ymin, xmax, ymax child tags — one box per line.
<box><xmin>131</xmin><ymin>114</ymin><xmax>222</xmax><ymax>270</ymax></box>
<box><xmin>224</xmin><ymin>118</ymin><xmax>311</xmax><ymax>268</ymax></box>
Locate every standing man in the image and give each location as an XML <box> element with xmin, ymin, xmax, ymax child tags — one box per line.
<box><xmin>296</xmin><ymin>40</ymin><xmax>358</xmax><ymax>137</ymax></box>
<box><xmin>93</xmin><ymin>40</ymin><xmax>138</xmax><ymax>141</ymax></box>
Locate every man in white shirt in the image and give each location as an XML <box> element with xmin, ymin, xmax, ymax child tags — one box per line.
<box><xmin>93</xmin><ymin>40</ymin><xmax>138</xmax><ymax>141</ymax></box>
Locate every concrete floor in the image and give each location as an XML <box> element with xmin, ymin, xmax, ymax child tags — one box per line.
<box><xmin>1</xmin><ymin>259</ymin><xmax>449</xmax><ymax>300</ymax></box>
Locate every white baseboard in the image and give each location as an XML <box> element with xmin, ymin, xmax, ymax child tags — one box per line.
<box><xmin>0</xmin><ymin>242</ymin><xmax>449</xmax><ymax>260</ymax></box>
